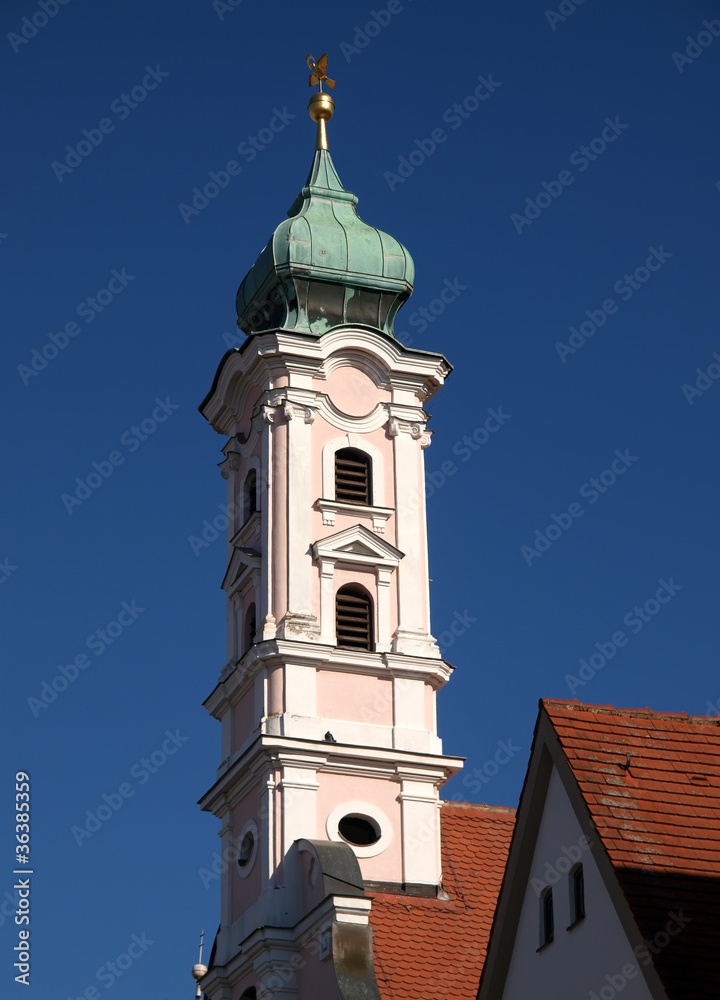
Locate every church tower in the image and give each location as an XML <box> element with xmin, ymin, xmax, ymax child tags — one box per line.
<box><xmin>199</xmin><ymin>59</ymin><xmax>462</xmax><ymax>1000</ymax></box>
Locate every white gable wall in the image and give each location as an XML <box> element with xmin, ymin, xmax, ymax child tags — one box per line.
<box><xmin>501</xmin><ymin>766</ymin><xmax>654</xmax><ymax>1000</ymax></box>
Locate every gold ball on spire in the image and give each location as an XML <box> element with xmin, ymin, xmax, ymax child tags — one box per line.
<box><xmin>308</xmin><ymin>92</ymin><xmax>334</xmax><ymax>124</ymax></box>
<box><xmin>308</xmin><ymin>92</ymin><xmax>334</xmax><ymax>150</ymax></box>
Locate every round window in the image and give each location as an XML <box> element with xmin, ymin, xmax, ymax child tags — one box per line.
<box><xmin>338</xmin><ymin>814</ymin><xmax>380</xmax><ymax>847</ymax></box>
<box><xmin>237</xmin><ymin>831</ymin><xmax>255</xmax><ymax>868</ymax></box>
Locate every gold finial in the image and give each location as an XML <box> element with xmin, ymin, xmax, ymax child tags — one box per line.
<box><xmin>306</xmin><ymin>53</ymin><xmax>335</xmax><ymax>151</ymax></box>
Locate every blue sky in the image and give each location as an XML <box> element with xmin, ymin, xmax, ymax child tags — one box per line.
<box><xmin>1</xmin><ymin>0</ymin><xmax>719</xmax><ymax>997</ymax></box>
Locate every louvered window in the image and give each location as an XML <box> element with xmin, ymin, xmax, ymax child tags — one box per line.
<box><xmin>335</xmin><ymin>449</ymin><xmax>371</xmax><ymax>505</ymax></box>
<box><xmin>336</xmin><ymin>585</ymin><xmax>373</xmax><ymax>651</ymax></box>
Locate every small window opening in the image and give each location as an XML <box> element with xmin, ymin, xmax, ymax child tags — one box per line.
<box><xmin>237</xmin><ymin>831</ymin><xmax>255</xmax><ymax>869</ymax></box>
<box><xmin>335</xmin><ymin>448</ymin><xmax>371</xmax><ymax>505</ymax></box>
<box><xmin>244</xmin><ymin>603</ymin><xmax>256</xmax><ymax>653</ymax></box>
<box><xmin>336</xmin><ymin>585</ymin><xmax>373</xmax><ymax>651</ymax></box>
<box><xmin>243</xmin><ymin>469</ymin><xmax>257</xmax><ymax>523</ymax></box>
<box><xmin>338</xmin><ymin>814</ymin><xmax>380</xmax><ymax>846</ymax></box>
<box><xmin>540</xmin><ymin>887</ymin><xmax>554</xmax><ymax>947</ymax></box>
<box><xmin>571</xmin><ymin>864</ymin><xmax>585</xmax><ymax>923</ymax></box>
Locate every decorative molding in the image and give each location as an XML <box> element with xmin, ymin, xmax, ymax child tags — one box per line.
<box><xmin>204</xmin><ymin>640</ymin><xmax>454</xmax><ymax>726</ymax></box>
<box><xmin>283</xmin><ymin>400</ymin><xmax>317</xmax><ymax>424</ymax></box>
<box><xmin>276</xmin><ymin>612</ymin><xmax>320</xmax><ymax>642</ymax></box>
<box><xmin>198</xmin><ymin>735</ymin><xmax>463</xmax><ymax>819</ymax></box>
<box><xmin>314</xmin><ymin>498</ymin><xmax>393</xmax><ymax>533</ymax></box>
<box><xmin>312</xmin><ymin>523</ymin><xmax>403</xmax><ymax>569</ymax></box>
<box><xmin>221</xmin><ymin>546</ymin><xmax>261</xmax><ymax>597</ymax></box>
<box><xmin>316</xmin><ymin>395</ymin><xmax>388</xmax><ymax>433</ymax></box>
<box><xmin>219</xmin><ymin>435</ymin><xmax>244</xmax><ymax>480</ymax></box>
<box><xmin>388</xmin><ymin>417</ymin><xmax>432</xmax><ymax>448</ymax></box>
<box><xmin>199</xmin><ymin>324</ymin><xmax>451</xmax><ymax>437</ymax></box>
<box><xmin>320</xmin><ymin>348</ymin><xmax>391</xmax><ymax>389</ymax></box>
<box><xmin>392</xmin><ymin>625</ymin><xmax>441</xmax><ymax>659</ymax></box>
<box><xmin>231</xmin><ymin>510</ymin><xmax>261</xmax><ymax>549</ymax></box>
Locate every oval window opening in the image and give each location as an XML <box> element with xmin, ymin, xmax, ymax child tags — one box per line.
<box><xmin>237</xmin><ymin>831</ymin><xmax>255</xmax><ymax>868</ymax></box>
<box><xmin>338</xmin><ymin>814</ymin><xmax>380</xmax><ymax>847</ymax></box>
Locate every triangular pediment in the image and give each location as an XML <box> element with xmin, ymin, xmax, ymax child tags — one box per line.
<box><xmin>221</xmin><ymin>545</ymin><xmax>261</xmax><ymax>593</ymax></box>
<box><xmin>335</xmin><ymin>540</ymin><xmax>378</xmax><ymax>557</ymax></box>
<box><xmin>312</xmin><ymin>523</ymin><xmax>403</xmax><ymax>566</ymax></box>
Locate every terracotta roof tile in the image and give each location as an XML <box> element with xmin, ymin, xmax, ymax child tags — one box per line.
<box><xmin>369</xmin><ymin>802</ymin><xmax>515</xmax><ymax>1000</ymax></box>
<box><xmin>543</xmin><ymin>699</ymin><xmax>720</xmax><ymax>998</ymax></box>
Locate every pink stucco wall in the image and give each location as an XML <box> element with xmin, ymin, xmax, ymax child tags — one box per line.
<box><xmin>317</xmin><ymin>670</ymin><xmax>393</xmax><ymax>726</ymax></box>
<box><xmin>317</xmin><ymin>772</ymin><xmax>403</xmax><ymax>883</ymax></box>
<box><xmin>321</xmin><ymin>364</ymin><xmax>391</xmax><ymax>417</ymax></box>
<box><xmin>233</xmin><ymin>687</ymin><xmax>255</xmax><ymax>751</ymax></box>
<box><xmin>230</xmin><ymin>784</ymin><xmax>263</xmax><ymax>922</ymax></box>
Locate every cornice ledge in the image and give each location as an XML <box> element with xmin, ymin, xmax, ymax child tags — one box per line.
<box><xmin>383</xmin><ymin>652</ymin><xmax>453</xmax><ymax>685</ymax></box>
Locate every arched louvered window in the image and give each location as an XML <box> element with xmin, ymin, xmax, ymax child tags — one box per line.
<box><xmin>335</xmin><ymin>448</ymin><xmax>371</xmax><ymax>505</ymax></box>
<box><xmin>244</xmin><ymin>603</ymin><xmax>256</xmax><ymax>653</ymax></box>
<box><xmin>243</xmin><ymin>469</ymin><xmax>257</xmax><ymax>523</ymax></box>
<box><xmin>336</xmin><ymin>585</ymin><xmax>373</xmax><ymax>651</ymax></box>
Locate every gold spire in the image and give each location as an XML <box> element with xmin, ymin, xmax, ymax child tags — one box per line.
<box><xmin>307</xmin><ymin>53</ymin><xmax>335</xmax><ymax>151</ymax></box>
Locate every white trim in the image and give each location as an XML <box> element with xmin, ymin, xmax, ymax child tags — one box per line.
<box><xmin>316</xmin><ymin>396</ymin><xmax>389</xmax><ymax>433</ymax></box>
<box><xmin>322</xmin><ymin>435</ymin><xmax>386</xmax><ymax>506</ymax></box>
<box><xmin>320</xmin><ymin>348</ymin><xmax>390</xmax><ymax>388</ymax></box>
<box><xmin>312</xmin><ymin>525</ymin><xmax>403</xmax><ymax>646</ymax></box>
<box><xmin>325</xmin><ymin>800</ymin><xmax>393</xmax><ymax>859</ymax></box>
<box><xmin>376</xmin><ymin>566</ymin><xmax>392</xmax><ymax>651</ymax></box>
<box><xmin>312</xmin><ymin>523</ymin><xmax>403</xmax><ymax>567</ymax></box>
<box><xmin>314</xmin><ymin>498</ymin><xmax>393</xmax><ymax>534</ymax></box>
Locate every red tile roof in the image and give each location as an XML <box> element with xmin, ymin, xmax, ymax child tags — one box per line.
<box><xmin>369</xmin><ymin>801</ymin><xmax>515</xmax><ymax>1000</ymax></box>
<box><xmin>543</xmin><ymin>699</ymin><xmax>720</xmax><ymax>998</ymax></box>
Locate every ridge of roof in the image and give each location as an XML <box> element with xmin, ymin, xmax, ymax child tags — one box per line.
<box><xmin>541</xmin><ymin>698</ymin><xmax>720</xmax><ymax>724</ymax></box>
<box><xmin>440</xmin><ymin>799</ymin><xmax>516</xmax><ymax>815</ymax></box>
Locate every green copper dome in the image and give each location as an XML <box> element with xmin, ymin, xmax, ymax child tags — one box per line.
<box><xmin>235</xmin><ymin>148</ymin><xmax>414</xmax><ymax>338</ymax></box>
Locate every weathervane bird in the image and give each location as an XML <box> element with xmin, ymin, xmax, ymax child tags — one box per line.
<box><xmin>307</xmin><ymin>53</ymin><xmax>336</xmax><ymax>91</ymax></box>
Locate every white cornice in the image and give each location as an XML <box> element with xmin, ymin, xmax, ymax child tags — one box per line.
<box><xmin>199</xmin><ymin>735</ymin><xmax>463</xmax><ymax>817</ymax></box>
<box><xmin>203</xmin><ymin>640</ymin><xmax>455</xmax><ymax>721</ymax></box>
<box><xmin>200</xmin><ymin>326</ymin><xmax>451</xmax><ymax>436</ymax></box>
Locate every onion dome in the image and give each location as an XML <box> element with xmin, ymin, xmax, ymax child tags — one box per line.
<box><xmin>235</xmin><ymin>74</ymin><xmax>414</xmax><ymax>339</ymax></box>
